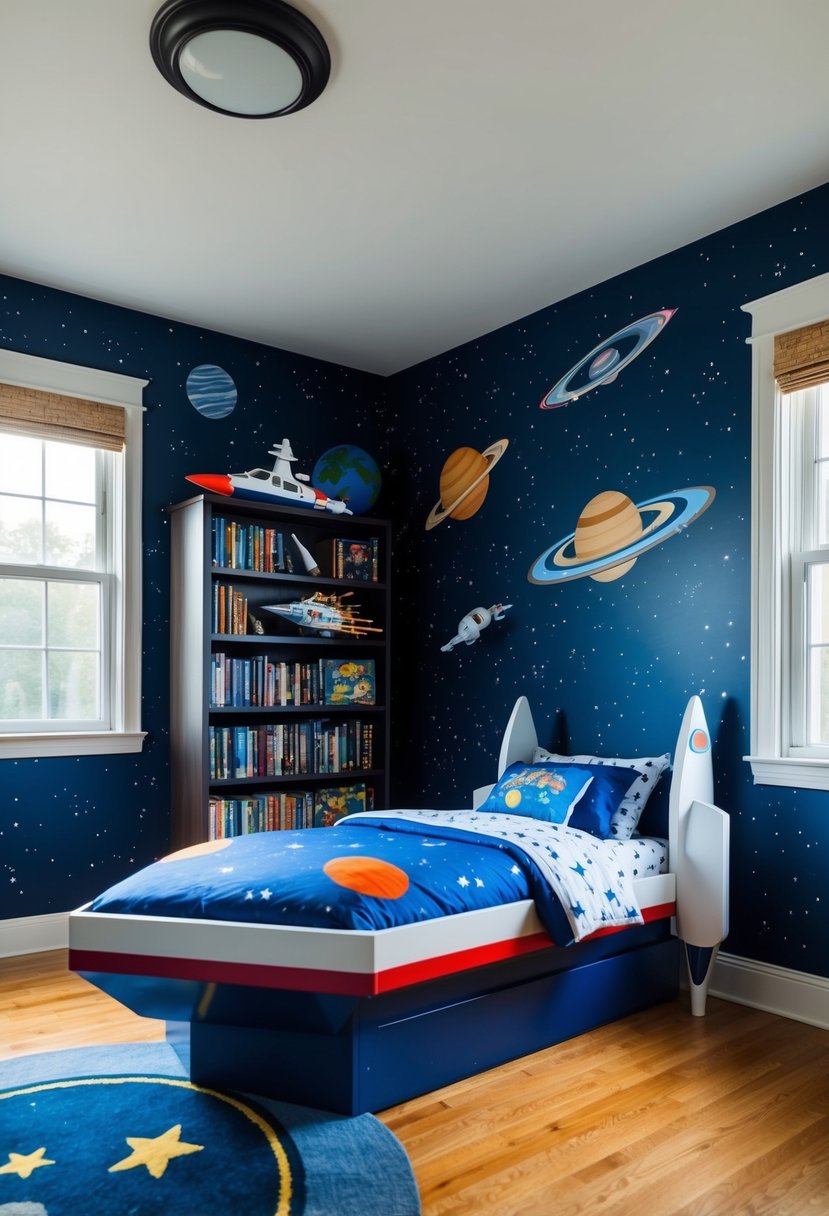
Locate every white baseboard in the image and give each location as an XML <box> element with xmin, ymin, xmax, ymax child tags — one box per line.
<box><xmin>0</xmin><ymin>912</ymin><xmax>69</xmax><ymax>958</ymax></box>
<box><xmin>709</xmin><ymin>950</ymin><xmax>829</xmax><ymax>1029</ymax></box>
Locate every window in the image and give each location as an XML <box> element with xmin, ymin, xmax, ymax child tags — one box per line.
<box><xmin>743</xmin><ymin>271</ymin><xmax>829</xmax><ymax>789</ymax></box>
<box><xmin>0</xmin><ymin>350</ymin><xmax>147</xmax><ymax>758</ymax></box>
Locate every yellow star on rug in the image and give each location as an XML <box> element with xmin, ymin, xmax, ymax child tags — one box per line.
<box><xmin>108</xmin><ymin>1123</ymin><xmax>203</xmax><ymax>1179</ymax></box>
<box><xmin>0</xmin><ymin>1146</ymin><xmax>55</xmax><ymax>1179</ymax></box>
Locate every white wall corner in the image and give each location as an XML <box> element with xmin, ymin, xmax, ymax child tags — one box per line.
<box><xmin>709</xmin><ymin>950</ymin><xmax>829</xmax><ymax>1030</ymax></box>
<box><xmin>0</xmin><ymin>912</ymin><xmax>69</xmax><ymax>958</ymax></box>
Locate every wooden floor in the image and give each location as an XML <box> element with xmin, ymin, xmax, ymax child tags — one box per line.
<box><xmin>1</xmin><ymin>951</ymin><xmax>827</xmax><ymax>1215</ymax></box>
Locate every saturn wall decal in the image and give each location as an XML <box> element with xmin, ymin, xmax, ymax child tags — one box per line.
<box><xmin>425</xmin><ymin>439</ymin><xmax>509</xmax><ymax>530</ymax></box>
<box><xmin>528</xmin><ymin>486</ymin><xmax>715</xmax><ymax>584</ymax></box>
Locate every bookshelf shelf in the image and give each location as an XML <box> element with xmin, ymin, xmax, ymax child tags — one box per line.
<box><xmin>169</xmin><ymin>493</ymin><xmax>392</xmax><ymax>846</ymax></box>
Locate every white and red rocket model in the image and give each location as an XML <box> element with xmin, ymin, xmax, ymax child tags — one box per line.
<box><xmin>186</xmin><ymin>438</ymin><xmax>352</xmax><ymax>514</ymax></box>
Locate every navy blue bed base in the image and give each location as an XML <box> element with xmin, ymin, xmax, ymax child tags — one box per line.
<box><xmin>82</xmin><ymin>921</ymin><xmax>679</xmax><ymax>1115</ymax></box>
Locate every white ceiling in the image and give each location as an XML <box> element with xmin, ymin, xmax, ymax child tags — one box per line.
<box><xmin>2</xmin><ymin>1</ymin><xmax>829</xmax><ymax>376</ymax></box>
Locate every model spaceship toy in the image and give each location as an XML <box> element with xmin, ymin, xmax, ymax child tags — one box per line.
<box><xmin>261</xmin><ymin>592</ymin><xmax>381</xmax><ymax>638</ymax></box>
<box><xmin>186</xmin><ymin>438</ymin><xmax>352</xmax><ymax>514</ymax></box>
<box><xmin>441</xmin><ymin>602</ymin><xmax>512</xmax><ymax>652</ymax></box>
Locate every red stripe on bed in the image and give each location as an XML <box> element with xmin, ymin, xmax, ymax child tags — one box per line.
<box><xmin>69</xmin><ymin>948</ymin><xmax>381</xmax><ymax>996</ymax></box>
<box><xmin>373</xmin><ymin>931</ymin><xmax>554</xmax><ymax>992</ymax></box>
<box><xmin>69</xmin><ymin>938</ymin><xmax>552</xmax><ymax>996</ymax></box>
<box><xmin>69</xmin><ymin>903</ymin><xmax>674</xmax><ymax>996</ymax></box>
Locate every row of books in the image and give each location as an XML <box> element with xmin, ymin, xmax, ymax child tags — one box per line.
<box><xmin>209</xmin><ymin>782</ymin><xmax>374</xmax><ymax>837</ymax></box>
<box><xmin>211</xmin><ymin>516</ymin><xmax>382</xmax><ymax>583</ymax></box>
<box><xmin>210</xmin><ymin>655</ymin><xmax>377</xmax><ymax>708</ymax></box>
<box><xmin>209</xmin><ymin>718</ymin><xmax>376</xmax><ymax>779</ymax></box>
<box><xmin>213</xmin><ymin>582</ymin><xmax>249</xmax><ymax>636</ymax></box>
<box><xmin>315</xmin><ymin>536</ymin><xmax>380</xmax><ymax>581</ymax></box>
<box><xmin>212</xmin><ymin>517</ymin><xmax>288</xmax><ymax>573</ymax></box>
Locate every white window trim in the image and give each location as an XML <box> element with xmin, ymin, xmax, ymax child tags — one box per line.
<box><xmin>0</xmin><ymin>349</ymin><xmax>147</xmax><ymax>759</ymax></box>
<box><xmin>742</xmin><ymin>271</ymin><xmax>829</xmax><ymax>789</ymax></box>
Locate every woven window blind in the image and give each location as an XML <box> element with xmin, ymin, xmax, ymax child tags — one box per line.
<box><xmin>773</xmin><ymin>319</ymin><xmax>829</xmax><ymax>394</ymax></box>
<box><xmin>0</xmin><ymin>382</ymin><xmax>125</xmax><ymax>450</ymax></box>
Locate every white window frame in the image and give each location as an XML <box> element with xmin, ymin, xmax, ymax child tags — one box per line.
<box><xmin>742</xmin><ymin>270</ymin><xmax>829</xmax><ymax>789</ymax></box>
<box><xmin>0</xmin><ymin>349</ymin><xmax>147</xmax><ymax>759</ymax></box>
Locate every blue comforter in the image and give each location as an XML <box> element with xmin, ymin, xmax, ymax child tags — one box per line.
<box><xmin>90</xmin><ymin>810</ymin><xmax>646</xmax><ymax>945</ymax></box>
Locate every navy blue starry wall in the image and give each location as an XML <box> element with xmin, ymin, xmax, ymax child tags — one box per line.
<box><xmin>388</xmin><ymin>182</ymin><xmax>829</xmax><ymax>981</ymax></box>
<box><xmin>2</xmin><ymin>183</ymin><xmax>827</xmax><ymax>985</ymax></box>
<box><xmin>0</xmin><ymin>278</ymin><xmax>390</xmax><ymax>918</ymax></box>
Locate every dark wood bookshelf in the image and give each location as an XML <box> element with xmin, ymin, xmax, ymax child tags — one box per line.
<box><xmin>168</xmin><ymin>493</ymin><xmax>392</xmax><ymax>847</ymax></box>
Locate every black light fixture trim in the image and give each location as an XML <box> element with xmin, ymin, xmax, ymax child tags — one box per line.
<box><xmin>149</xmin><ymin>0</ymin><xmax>331</xmax><ymax>118</ymax></box>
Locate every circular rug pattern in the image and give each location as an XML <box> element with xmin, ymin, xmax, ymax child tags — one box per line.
<box><xmin>0</xmin><ymin>1043</ymin><xmax>420</xmax><ymax>1216</ymax></box>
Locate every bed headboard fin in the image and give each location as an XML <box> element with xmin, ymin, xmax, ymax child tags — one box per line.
<box><xmin>668</xmin><ymin>695</ymin><xmax>729</xmax><ymax>950</ymax></box>
<box><xmin>498</xmin><ymin>696</ymin><xmax>539</xmax><ymax>778</ymax></box>
<box><xmin>669</xmin><ymin>695</ymin><xmax>714</xmax><ymax>835</ymax></box>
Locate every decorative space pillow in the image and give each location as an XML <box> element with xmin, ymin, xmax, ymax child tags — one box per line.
<box><xmin>477</xmin><ymin>762</ymin><xmax>594</xmax><ymax>825</ymax></box>
<box><xmin>549</xmin><ymin>761</ymin><xmax>643</xmax><ymax>838</ymax></box>
<box><xmin>532</xmin><ymin>748</ymin><xmax>671</xmax><ymax>839</ymax></box>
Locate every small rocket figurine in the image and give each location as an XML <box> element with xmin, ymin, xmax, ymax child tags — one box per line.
<box><xmin>291</xmin><ymin>533</ymin><xmax>320</xmax><ymax>575</ymax></box>
<box><xmin>441</xmin><ymin>603</ymin><xmax>512</xmax><ymax>652</ymax></box>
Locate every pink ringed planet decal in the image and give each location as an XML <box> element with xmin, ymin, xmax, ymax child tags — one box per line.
<box><xmin>540</xmin><ymin>308</ymin><xmax>677</xmax><ymax>408</ymax></box>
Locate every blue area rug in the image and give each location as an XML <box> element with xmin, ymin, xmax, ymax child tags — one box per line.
<box><xmin>0</xmin><ymin>1042</ymin><xmax>420</xmax><ymax>1216</ymax></box>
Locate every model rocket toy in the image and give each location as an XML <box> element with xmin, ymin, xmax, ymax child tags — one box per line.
<box><xmin>186</xmin><ymin>438</ymin><xmax>352</xmax><ymax>514</ymax></box>
<box><xmin>441</xmin><ymin>603</ymin><xmax>512</xmax><ymax>652</ymax></box>
<box><xmin>261</xmin><ymin>592</ymin><xmax>381</xmax><ymax>638</ymax></box>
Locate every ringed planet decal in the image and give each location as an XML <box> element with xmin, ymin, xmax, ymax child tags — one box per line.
<box><xmin>425</xmin><ymin>439</ymin><xmax>509</xmax><ymax>530</ymax></box>
<box><xmin>539</xmin><ymin>308</ymin><xmax>676</xmax><ymax>408</ymax></box>
<box><xmin>528</xmin><ymin>486</ymin><xmax>715</xmax><ymax>585</ymax></box>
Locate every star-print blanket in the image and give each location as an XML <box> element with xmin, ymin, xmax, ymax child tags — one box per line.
<box><xmin>349</xmin><ymin>810</ymin><xmax>651</xmax><ymax>943</ymax></box>
<box><xmin>90</xmin><ymin>811</ymin><xmax>663</xmax><ymax>946</ymax></box>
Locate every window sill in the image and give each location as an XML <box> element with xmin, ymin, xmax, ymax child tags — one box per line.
<box><xmin>744</xmin><ymin>754</ymin><xmax>829</xmax><ymax>791</ymax></box>
<box><xmin>0</xmin><ymin>732</ymin><xmax>146</xmax><ymax>760</ymax></box>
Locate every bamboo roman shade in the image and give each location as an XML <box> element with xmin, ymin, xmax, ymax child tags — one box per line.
<box><xmin>0</xmin><ymin>382</ymin><xmax>125</xmax><ymax>450</ymax></box>
<box><xmin>773</xmin><ymin>319</ymin><xmax>829</xmax><ymax>394</ymax></box>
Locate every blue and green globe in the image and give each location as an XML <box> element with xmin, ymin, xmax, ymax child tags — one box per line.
<box><xmin>312</xmin><ymin>444</ymin><xmax>381</xmax><ymax>515</ymax></box>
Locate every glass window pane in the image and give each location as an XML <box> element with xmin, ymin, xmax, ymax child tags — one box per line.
<box><xmin>45</xmin><ymin>440</ymin><xmax>97</xmax><ymax>504</ymax></box>
<box><xmin>0</xmin><ymin>577</ymin><xmax>44</xmax><ymax>645</ymax></box>
<box><xmin>808</xmin><ymin>563</ymin><xmax>829</xmax><ymax>645</ymax></box>
<box><xmin>817</xmin><ymin>383</ymin><xmax>829</xmax><ymax>459</ymax></box>
<box><xmin>47</xmin><ymin>581</ymin><xmax>100</xmax><ymax>648</ymax></box>
<box><xmin>0</xmin><ymin>496</ymin><xmax>43</xmax><ymax>563</ymax></box>
<box><xmin>0</xmin><ymin>434</ymin><xmax>42</xmax><ymax>496</ymax></box>
<box><xmin>807</xmin><ymin>646</ymin><xmax>829</xmax><ymax>746</ymax></box>
<box><xmin>0</xmin><ymin>649</ymin><xmax>44</xmax><ymax>720</ymax></box>
<box><xmin>819</xmin><ymin>462</ymin><xmax>829</xmax><ymax>546</ymax></box>
<box><xmin>44</xmin><ymin>501</ymin><xmax>96</xmax><ymax>568</ymax></box>
<box><xmin>48</xmin><ymin>650</ymin><xmax>100</xmax><ymax>720</ymax></box>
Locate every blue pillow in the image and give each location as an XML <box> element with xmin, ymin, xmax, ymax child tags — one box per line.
<box><xmin>477</xmin><ymin>762</ymin><xmax>593</xmax><ymax>825</ymax></box>
<box><xmin>563</xmin><ymin>762</ymin><xmax>643</xmax><ymax>838</ymax></box>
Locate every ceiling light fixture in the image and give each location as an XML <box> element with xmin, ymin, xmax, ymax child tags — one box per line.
<box><xmin>149</xmin><ymin>0</ymin><xmax>330</xmax><ymax>118</ymax></box>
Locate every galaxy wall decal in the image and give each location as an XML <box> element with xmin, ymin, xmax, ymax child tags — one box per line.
<box><xmin>528</xmin><ymin>486</ymin><xmax>715</xmax><ymax>585</ymax></box>
<box><xmin>539</xmin><ymin>309</ymin><xmax>676</xmax><ymax>408</ymax></box>
<box><xmin>186</xmin><ymin>364</ymin><xmax>238</xmax><ymax>419</ymax></box>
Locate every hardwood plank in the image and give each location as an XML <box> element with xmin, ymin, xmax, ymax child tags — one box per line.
<box><xmin>1</xmin><ymin>952</ymin><xmax>827</xmax><ymax>1216</ymax></box>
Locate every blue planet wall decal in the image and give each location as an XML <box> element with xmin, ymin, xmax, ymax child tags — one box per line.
<box><xmin>528</xmin><ymin>486</ymin><xmax>715</xmax><ymax>584</ymax></box>
<box><xmin>539</xmin><ymin>309</ymin><xmax>676</xmax><ymax>408</ymax></box>
<box><xmin>186</xmin><ymin>364</ymin><xmax>238</xmax><ymax>419</ymax></box>
<box><xmin>311</xmin><ymin>445</ymin><xmax>381</xmax><ymax>515</ymax></box>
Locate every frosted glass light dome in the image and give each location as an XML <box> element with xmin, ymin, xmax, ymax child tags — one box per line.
<box><xmin>179</xmin><ymin>29</ymin><xmax>304</xmax><ymax>115</ymax></box>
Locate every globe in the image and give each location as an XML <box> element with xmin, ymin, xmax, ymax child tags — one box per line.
<box><xmin>312</xmin><ymin>444</ymin><xmax>381</xmax><ymax>515</ymax></box>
